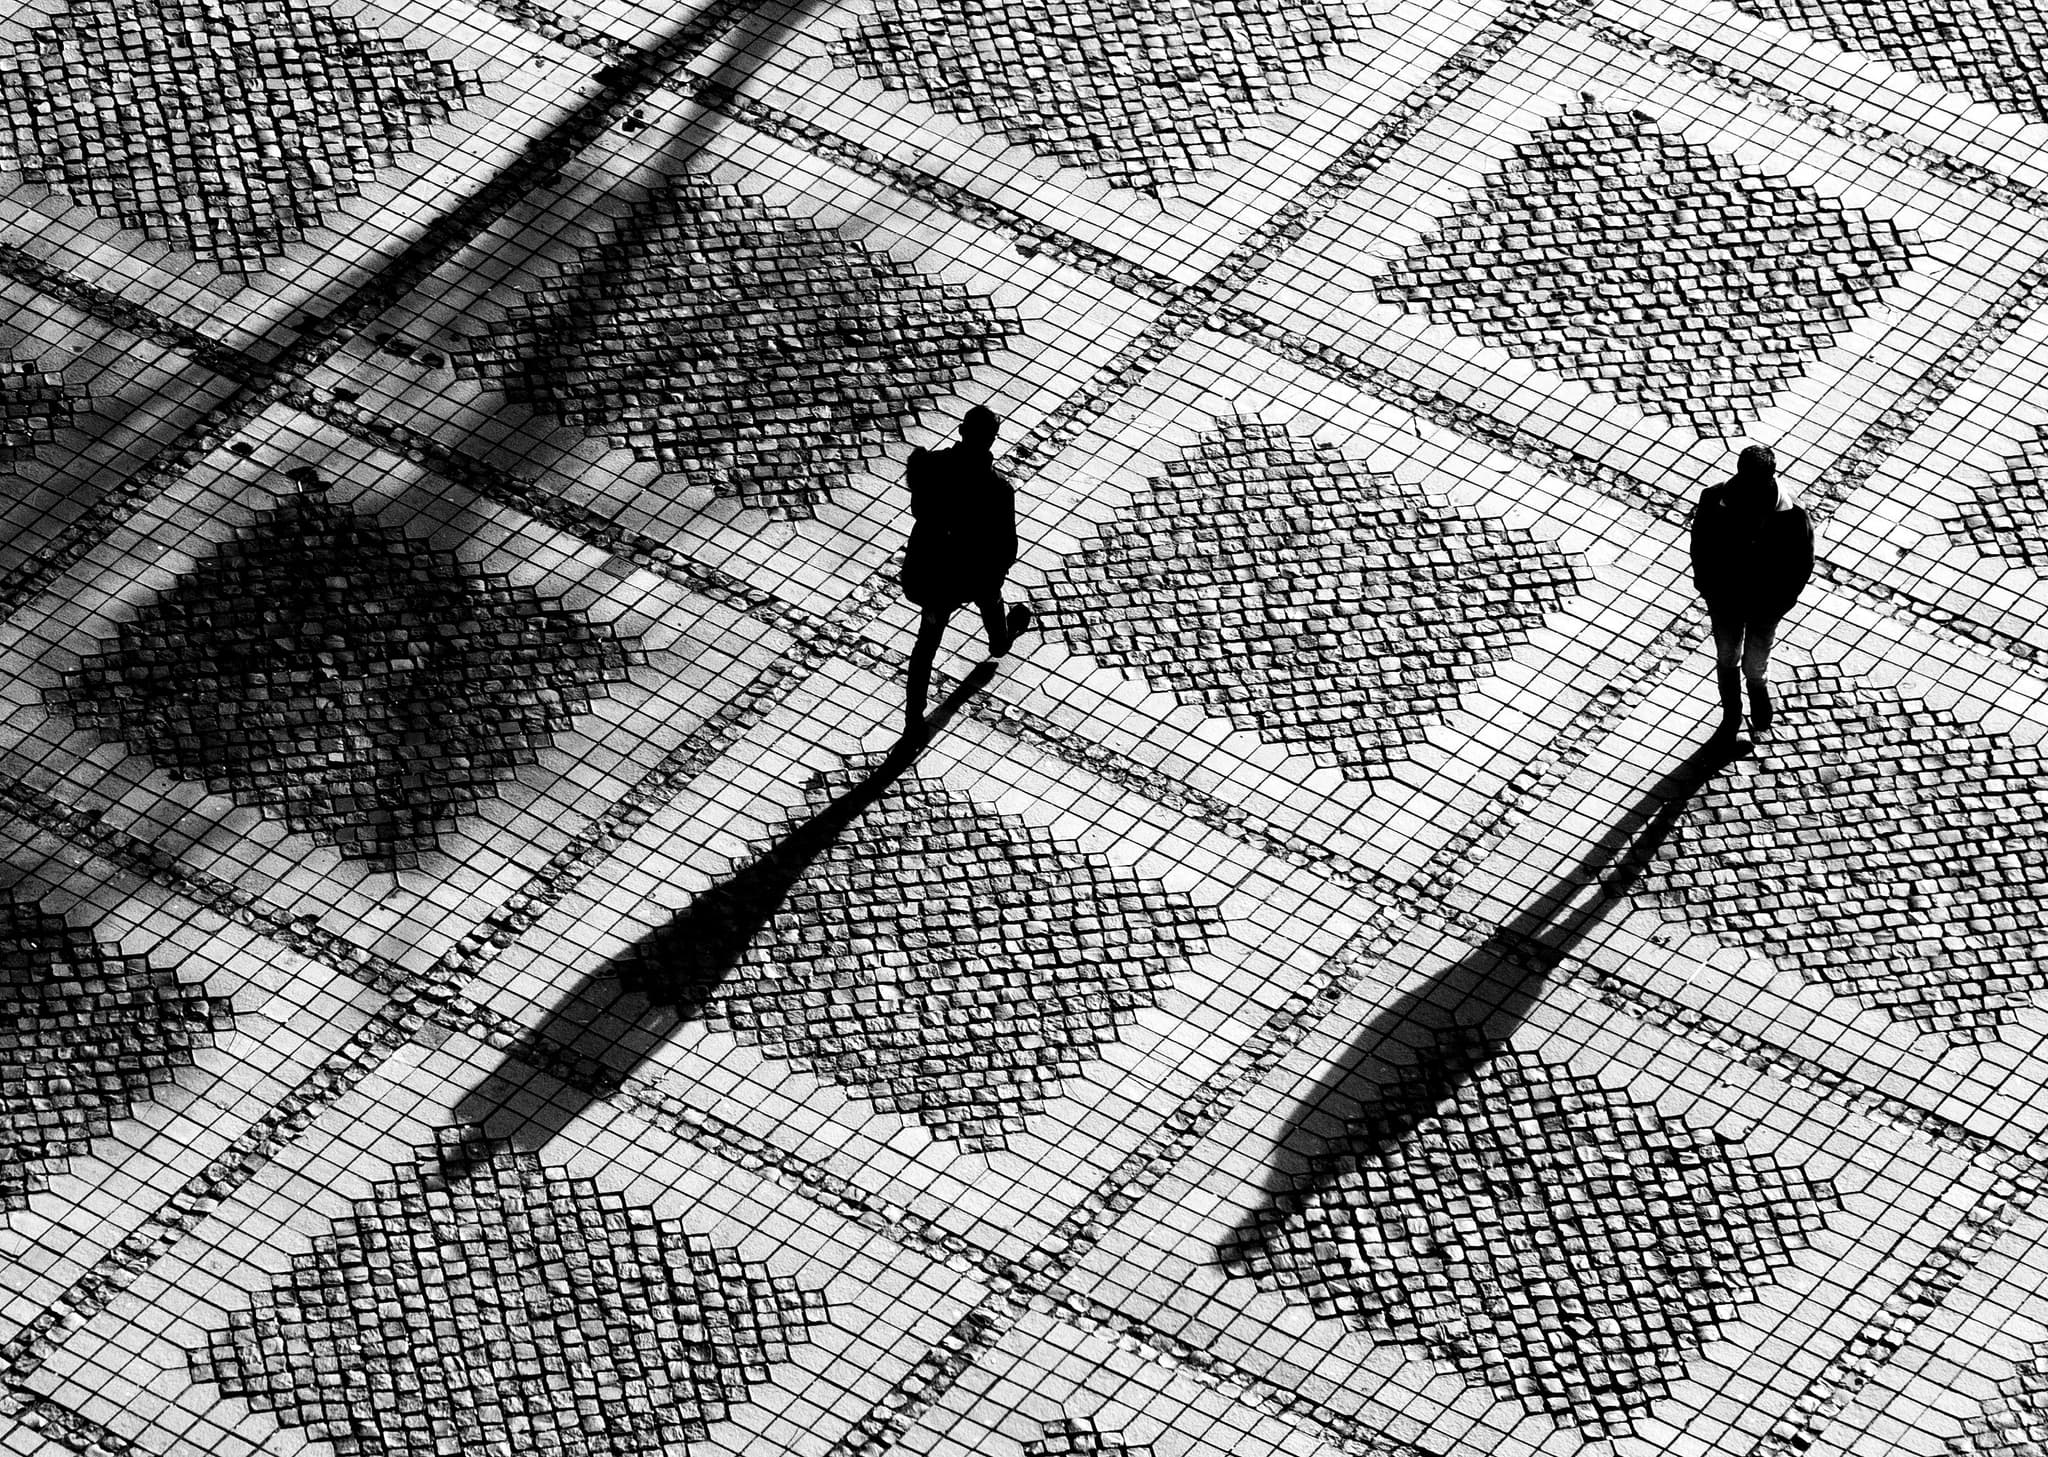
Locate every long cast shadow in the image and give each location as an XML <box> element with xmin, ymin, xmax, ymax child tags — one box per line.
<box><xmin>1223</xmin><ymin>733</ymin><xmax>1738</xmax><ymax>1264</ymax></box>
<box><xmin>440</xmin><ymin>663</ymin><xmax>996</xmax><ymax>1183</ymax></box>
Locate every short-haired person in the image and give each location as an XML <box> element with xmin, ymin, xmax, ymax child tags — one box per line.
<box><xmin>1690</xmin><ymin>444</ymin><xmax>1814</xmax><ymax>746</ymax></box>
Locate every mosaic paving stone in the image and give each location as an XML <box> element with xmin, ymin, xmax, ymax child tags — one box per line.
<box><xmin>0</xmin><ymin>359</ymin><xmax>77</xmax><ymax>470</ymax></box>
<box><xmin>1375</xmin><ymin>108</ymin><xmax>1920</xmax><ymax>437</ymax></box>
<box><xmin>1231</xmin><ymin>1033</ymin><xmax>1837</xmax><ymax>1437</ymax></box>
<box><xmin>0</xmin><ymin>0</ymin><xmax>480</xmax><ymax>268</ymax></box>
<box><xmin>1</xmin><ymin>895</ymin><xmax>233</xmax><ymax>1212</ymax></box>
<box><xmin>194</xmin><ymin>1133</ymin><xmax>829</xmax><ymax>1456</ymax></box>
<box><xmin>1023</xmin><ymin>1415</ymin><xmax>1154</xmax><ymax>1457</ymax></box>
<box><xmin>454</xmin><ymin>174</ymin><xmax>1013</xmax><ymax>517</ymax></box>
<box><xmin>1949</xmin><ymin>420</ymin><xmax>2048</xmax><ymax>572</ymax></box>
<box><xmin>837</xmin><ymin>0</ymin><xmax>1375</xmax><ymax>193</ymax></box>
<box><xmin>1953</xmin><ymin>1345</ymin><xmax>2048</xmax><ymax>1456</ymax></box>
<box><xmin>1039</xmin><ymin>419</ymin><xmax>1585</xmax><ymax>779</ymax></box>
<box><xmin>47</xmin><ymin>487</ymin><xmax>638</xmax><ymax>869</ymax></box>
<box><xmin>614</xmin><ymin>768</ymin><xmax>1220</xmax><ymax>1151</ymax></box>
<box><xmin>1730</xmin><ymin>0</ymin><xmax>2048</xmax><ymax>127</ymax></box>
<box><xmin>1635</xmin><ymin>668</ymin><xmax>2048</xmax><ymax>1042</ymax></box>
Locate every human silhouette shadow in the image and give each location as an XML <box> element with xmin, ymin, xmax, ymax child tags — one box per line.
<box><xmin>1222</xmin><ymin>733</ymin><xmax>1738</xmax><ymax>1269</ymax></box>
<box><xmin>437</xmin><ymin>663</ymin><xmax>997</xmax><ymax>1186</ymax></box>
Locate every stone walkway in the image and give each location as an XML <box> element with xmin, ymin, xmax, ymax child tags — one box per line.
<box><xmin>0</xmin><ymin>0</ymin><xmax>2044</xmax><ymax>1453</ymax></box>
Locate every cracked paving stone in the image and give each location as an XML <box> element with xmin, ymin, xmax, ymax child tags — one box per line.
<box><xmin>1949</xmin><ymin>420</ymin><xmax>2048</xmax><ymax>573</ymax></box>
<box><xmin>1</xmin><ymin>894</ymin><xmax>233</xmax><ymax>1212</ymax></box>
<box><xmin>1041</xmin><ymin>418</ymin><xmax>1585</xmax><ymax>779</ymax></box>
<box><xmin>838</xmin><ymin>0</ymin><xmax>1378</xmax><ymax>192</ymax></box>
<box><xmin>1376</xmin><ymin>107</ymin><xmax>1919</xmax><ymax>437</ymax></box>
<box><xmin>0</xmin><ymin>0</ymin><xmax>481</xmax><ymax>268</ymax></box>
<box><xmin>1635</xmin><ymin>667</ymin><xmax>2048</xmax><ymax>1042</ymax></box>
<box><xmin>1232</xmin><ymin>1032</ymin><xmax>1837</xmax><ymax>1437</ymax></box>
<box><xmin>194</xmin><ymin>1133</ymin><xmax>830</xmax><ymax>1457</ymax></box>
<box><xmin>455</xmin><ymin>172</ymin><xmax>1013</xmax><ymax>518</ymax></box>
<box><xmin>48</xmin><ymin>487</ymin><xmax>639</xmax><ymax>870</ymax></box>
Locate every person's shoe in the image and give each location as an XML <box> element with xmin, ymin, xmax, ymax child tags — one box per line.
<box><xmin>1747</xmin><ymin>678</ymin><xmax>1773</xmax><ymax>743</ymax></box>
<box><xmin>1708</xmin><ymin>662</ymin><xmax>1744</xmax><ymax>747</ymax></box>
<box><xmin>991</xmin><ymin>603</ymin><xmax>1033</xmax><ymax>659</ymax></box>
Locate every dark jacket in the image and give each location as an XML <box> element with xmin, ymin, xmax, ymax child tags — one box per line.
<box><xmin>1689</xmin><ymin>483</ymin><xmax>1814</xmax><ymax>622</ymax></box>
<box><xmin>900</xmin><ymin>442</ymin><xmax>1017</xmax><ymax>607</ymax></box>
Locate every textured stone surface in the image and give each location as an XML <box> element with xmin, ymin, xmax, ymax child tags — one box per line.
<box><xmin>1023</xmin><ymin>1415</ymin><xmax>1153</xmax><ymax>1456</ymax></box>
<box><xmin>0</xmin><ymin>0</ymin><xmax>479</xmax><ymax>267</ymax></box>
<box><xmin>49</xmin><ymin>488</ymin><xmax>638</xmax><ymax>868</ymax></box>
<box><xmin>1636</xmin><ymin>668</ymin><xmax>2048</xmax><ymax>1042</ymax></box>
<box><xmin>454</xmin><ymin>173</ymin><xmax>1012</xmax><ymax>517</ymax></box>
<box><xmin>195</xmin><ymin>1135</ymin><xmax>829</xmax><ymax>1456</ymax></box>
<box><xmin>1376</xmin><ymin>108</ymin><xmax>1919</xmax><ymax>436</ymax></box>
<box><xmin>1949</xmin><ymin>422</ymin><xmax>2048</xmax><ymax>571</ymax></box>
<box><xmin>1233</xmin><ymin>1034</ymin><xmax>1836</xmax><ymax>1436</ymax></box>
<box><xmin>1731</xmin><ymin>0</ymin><xmax>2048</xmax><ymax>125</ymax></box>
<box><xmin>1953</xmin><ymin>1346</ymin><xmax>2048</xmax><ymax>1456</ymax></box>
<box><xmin>0</xmin><ymin>359</ymin><xmax>77</xmax><ymax>470</ymax></box>
<box><xmin>1</xmin><ymin>895</ymin><xmax>233</xmax><ymax>1211</ymax></box>
<box><xmin>615</xmin><ymin>769</ymin><xmax>1218</xmax><ymax>1151</ymax></box>
<box><xmin>838</xmin><ymin>0</ymin><xmax>1375</xmax><ymax>192</ymax></box>
<box><xmin>1040</xmin><ymin>419</ymin><xmax>1585</xmax><ymax>778</ymax></box>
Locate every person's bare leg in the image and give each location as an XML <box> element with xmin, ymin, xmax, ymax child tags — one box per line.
<box><xmin>1710</xmin><ymin>615</ymin><xmax>1744</xmax><ymax>743</ymax></box>
<box><xmin>1742</xmin><ymin>616</ymin><xmax>1780</xmax><ymax>741</ymax></box>
<box><xmin>905</xmin><ymin>605</ymin><xmax>950</xmax><ymax>734</ymax></box>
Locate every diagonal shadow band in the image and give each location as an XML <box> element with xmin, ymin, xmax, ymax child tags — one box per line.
<box><xmin>1222</xmin><ymin>731</ymin><xmax>1739</xmax><ymax>1268</ymax></box>
<box><xmin>437</xmin><ymin>661</ymin><xmax>998</xmax><ymax>1186</ymax></box>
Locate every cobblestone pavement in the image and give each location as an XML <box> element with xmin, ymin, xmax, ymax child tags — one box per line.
<box><xmin>0</xmin><ymin>0</ymin><xmax>2046</xmax><ymax>1454</ymax></box>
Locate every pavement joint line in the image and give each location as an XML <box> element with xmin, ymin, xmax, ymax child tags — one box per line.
<box><xmin>0</xmin><ymin>0</ymin><xmax>766</xmax><ymax>625</ymax></box>
<box><xmin>0</xmin><ymin>1394</ymin><xmax>130</xmax><ymax>1455</ymax></box>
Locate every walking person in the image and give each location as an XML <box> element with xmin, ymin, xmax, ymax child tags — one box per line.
<box><xmin>900</xmin><ymin>405</ymin><xmax>1031</xmax><ymax>736</ymax></box>
<box><xmin>1690</xmin><ymin>444</ymin><xmax>1814</xmax><ymax>746</ymax></box>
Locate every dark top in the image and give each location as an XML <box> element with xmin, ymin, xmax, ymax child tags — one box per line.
<box><xmin>1689</xmin><ymin>483</ymin><xmax>1814</xmax><ymax>622</ymax></box>
<box><xmin>899</xmin><ymin>441</ymin><xmax>1017</xmax><ymax>607</ymax></box>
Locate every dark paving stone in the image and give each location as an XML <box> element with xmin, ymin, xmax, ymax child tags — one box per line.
<box><xmin>1</xmin><ymin>895</ymin><xmax>234</xmax><ymax>1212</ymax></box>
<box><xmin>1376</xmin><ymin>108</ymin><xmax>1919</xmax><ymax>437</ymax></box>
<box><xmin>1636</xmin><ymin>668</ymin><xmax>2048</xmax><ymax>1042</ymax></box>
<box><xmin>1234</xmin><ymin>1033</ymin><xmax>1836</xmax><ymax>1437</ymax></box>
<box><xmin>1955</xmin><ymin>1347</ymin><xmax>2048</xmax><ymax>1456</ymax></box>
<box><xmin>1024</xmin><ymin>1415</ymin><xmax>1152</xmax><ymax>1457</ymax></box>
<box><xmin>1730</xmin><ymin>0</ymin><xmax>2048</xmax><ymax>127</ymax></box>
<box><xmin>195</xmin><ymin>1133</ymin><xmax>829</xmax><ymax>1457</ymax></box>
<box><xmin>49</xmin><ymin>488</ymin><xmax>638</xmax><ymax>869</ymax></box>
<box><xmin>454</xmin><ymin>173</ymin><xmax>1013</xmax><ymax>518</ymax></box>
<box><xmin>1948</xmin><ymin>421</ymin><xmax>2048</xmax><ymax>572</ymax></box>
<box><xmin>616</xmin><ymin>769</ymin><xmax>1220</xmax><ymax>1152</ymax></box>
<box><xmin>0</xmin><ymin>0</ymin><xmax>480</xmax><ymax>268</ymax></box>
<box><xmin>1040</xmin><ymin>419</ymin><xmax>1585</xmax><ymax>779</ymax></box>
<box><xmin>837</xmin><ymin>0</ymin><xmax>1373</xmax><ymax>192</ymax></box>
<box><xmin>0</xmin><ymin>359</ymin><xmax>78</xmax><ymax>471</ymax></box>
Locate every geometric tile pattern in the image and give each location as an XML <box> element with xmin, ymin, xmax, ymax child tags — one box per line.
<box><xmin>1023</xmin><ymin>1415</ymin><xmax>1153</xmax><ymax>1457</ymax></box>
<box><xmin>1</xmin><ymin>895</ymin><xmax>234</xmax><ymax>1212</ymax></box>
<box><xmin>1041</xmin><ymin>419</ymin><xmax>1586</xmax><ymax>779</ymax></box>
<box><xmin>1376</xmin><ymin>109</ymin><xmax>1920</xmax><ymax>437</ymax></box>
<box><xmin>1952</xmin><ymin>1344</ymin><xmax>2048</xmax><ymax>1456</ymax></box>
<box><xmin>0</xmin><ymin>358</ymin><xmax>79</xmax><ymax>469</ymax></box>
<box><xmin>1731</xmin><ymin>0</ymin><xmax>2048</xmax><ymax>126</ymax></box>
<box><xmin>1232</xmin><ymin>1035</ymin><xmax>1837</xmax><ymax>1437</ymax></box>
<box><xmin>0</xmin><ymin>0</ymin><xmax>480</xmax><ymax>268</ymax></box>
<box><xmin>1635</xmin><ymin>668</ymin><xmax>2048</xmax><ymax>1043</ymax></box>
<box><xmin>454</xmin><ymin>174</ymin><xmax>1014</xmax><ymax>517</ymax></box>
<box><xmin>194</xmin><ymin>1134</ymin><xmax>830</xmax><ymax>1456</ymax></box>
<box><xmin>837</xmin><ymin>0</ymin><xmax>1375</xmax><ymax>192</ymax></box>
<box><xmin>614</xmin><ymin>769</ymin><xmax>1219</xmax><ymax>1152</ymax></box>
<box><xmin>1949</xmin><ymin>420</ymin><xmax>2048</xmax><ymax>572</ymax></box>
<box><xmin>48</xmin><ymin>488</ymin><xmax>639</xmax><ymax>870</ymax></box>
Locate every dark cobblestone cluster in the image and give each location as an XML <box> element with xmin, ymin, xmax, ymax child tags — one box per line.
<box><xmin>0</xmin><ymin>359</ymin><xmax>77</xmax><ymax>469</ymax></box>
<box><xmin>837</xmin><ymin>0</ymin><xmax>1373</xmax><ymax>192</ymax></box>
<box><xmin>2</xmin><ymin>895</ymin><xmax>233</xmax><ymax>1212</ymax></box>
<box><xmin>455</xmin><ymin>173</ymin><xmax>1012</xmax><ymax>517</ymax></box>
<box><xmin>1024</xmin><ymin>1415</ymin><xmax>1152</xmax><ymax>1457</ymax></box>
<box><xmin>1636</xmin><ymin>669</ymin><xmax>2048</xmax><ymax>1042</ymax></box>
<box><xmin>49</xmin><ymin>488</ymin><xmax>638</xmax><ymax>869</ymax></box>
<box><xmin>617</xmin><ymin>770</ymin><xmax>1218</xmax><ymax>1151</ymax></box>
<box><xmin>196</xmin><ymin>1134</ymin><xmax>829</xmax><ymax>1456</ymax></box>
<box><xmin>1952</xmin><ymin>1346</ymin><xmax>2048</xmax><ymax>1457</ymax></box>
<box><xmin>1233</xmin><ymin>1035</ymin><xmax>1836</xmax><ymax>1436</ymax></box>
<box><xmin>1732</xmin><ymin>0</ymin><xmax>2048</xmax><ymax>126</ymax></box>
<box><xmin>1949</xmin><ymin>421</ymin><xmax>2048</xmax><ymax>571</ymax></box>
<box><xmin>1377</xmin><ymin>109</ymin><xmax>1919</xmax><ymax>437</ymax></box>
<box><xmin>0</xmin><ymin>0</ymin><xmax>479</xmax><ymax>267</ymax></box>
<box><xmin>1042</xmin><ymin>419</ymin><xmax>1584</xmax><ymax>779</ymax></box>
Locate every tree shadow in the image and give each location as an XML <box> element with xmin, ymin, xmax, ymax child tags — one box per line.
<box><xmin>437</xmin><ymin>662</ymin><xmax>996</xmax><ymax>1186</ymax></box>
<box><xmin>1222</xmin><ymin>732</ymin><xmax>1739</xmax><ymax>1266</ymax></box>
